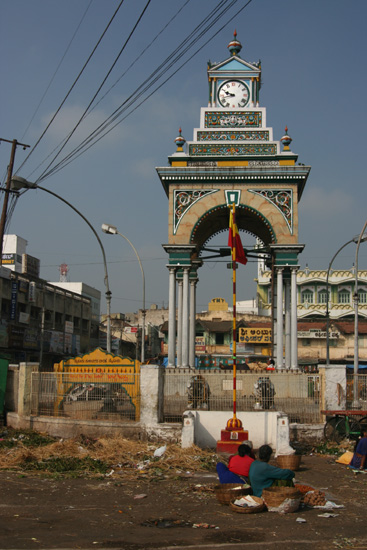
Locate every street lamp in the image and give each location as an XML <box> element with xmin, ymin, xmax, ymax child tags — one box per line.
<box><xmin>10</xmin><ymin>175</ymin><xmax>112</xmax><ymax>353</ymax></box>
<box><xmin>353</xmin><ymin>219</ymin><xmax>367</xmax><ymax>408</ymax></box>
<box><xmin>101</xmin><ymin>223</ymin><xmax>146</xmax><ymax>364</ymax></box>
<box><xmin>326</xmin><ymin>233</ymin><xmax>367</xmax><ymax>367</ymax></box>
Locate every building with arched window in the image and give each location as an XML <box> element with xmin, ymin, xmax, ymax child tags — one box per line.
<box><xmin>257</xmin><ymin>267</ymin><xmax>367</xmax><ymax>320</ymax></box>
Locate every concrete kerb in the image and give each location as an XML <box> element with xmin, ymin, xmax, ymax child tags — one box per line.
<box><xmin>6</xmin><ymin>412</ymin><xmax>182</xmax><ymax>442</ymax></box>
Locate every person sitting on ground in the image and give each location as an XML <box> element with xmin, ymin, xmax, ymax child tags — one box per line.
<box><xmin>349</xmin><ymin>427</ymin><xmax>367</xmax><ymax>470</ymax></box>
<box><xmin>248</xmin><ymin>444</ymin><xmax>295</xmax><ymax>497</ymax></box>
<box><xmin>216</xmin><ymin>444</ymin><xmax>255</xmax><ymax>484</ymax></box>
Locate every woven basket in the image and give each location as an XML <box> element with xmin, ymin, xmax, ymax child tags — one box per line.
<box><xmin>276</xmin><ymin>454</ymin><xmax>302</xmax><ymax>471</ymax></box>
<box><xmin>262</xmin><ymin>486</ymin><xmax>302</xmax><ymax>508</ymax></box>
<box><xmin>229</xmin><ymin>495</ymin><xmax>265</xmax><ymax>514</ymax></box>
<box><xmin>214</xmin><ymin>483</ymin><xmax>252</xmax><ymax>505</ymax></box>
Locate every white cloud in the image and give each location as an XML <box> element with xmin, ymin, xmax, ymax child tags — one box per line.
<box><xmin>300</xmin><ymin>186</ymin><xmax>355</xmax><ymax>219</ymax></box>
<box><xmin>40</xmin><ymin>104</ymin><xmax>126</xmax><ymax>149</ymax></box>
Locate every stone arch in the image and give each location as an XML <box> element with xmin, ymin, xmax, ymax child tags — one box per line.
<box><xmin>190</xmin><ymin>203</ymin><xmax>276</xmax><ymax>251</ymax></box>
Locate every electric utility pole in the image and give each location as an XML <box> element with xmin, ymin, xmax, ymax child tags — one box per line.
<box><xmin>0</xmin><ymin>138</ymin><xmax>30</xmax><ymax>265</ymax></box>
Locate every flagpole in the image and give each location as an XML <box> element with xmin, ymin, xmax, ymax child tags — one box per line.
<box><xmin>226</xmin><ymin>203</ymin><xmax>243</xmax><ymax>431</ymax></box>
<box><xmin>217</xmin><ymin>201</ymin><xmax>248</xmax><ymax>454</ymax></box>
<box><xmin>216</xmin><ymin>202</ymin><xmax>247</xmax><ymax>453</ymax></box>
<box><xmin>231</xmin><ymin>204</ymin><xmax>237</xmax><ymax>422</ymax></box>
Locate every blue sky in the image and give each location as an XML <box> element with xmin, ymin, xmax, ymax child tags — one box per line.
<box><xmin>1</xmin><ymin>0</ymin><xmax>367</xmax><ymax>315</ymax></box>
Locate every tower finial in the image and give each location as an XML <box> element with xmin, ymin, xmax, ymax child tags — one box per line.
<box><xmin>228</xmin><ymin>30</ymin><xmax>242</xmax><ymax>56</ymax></box>
<box><xmin>174</xmin><ymin>127</ymin><xmax>186</xmax><ymax>152</ymax></box>
<box><xmin>280</xmin><ymin>126</ymin><xmax>292</xmax><ymax>151</ymax></box>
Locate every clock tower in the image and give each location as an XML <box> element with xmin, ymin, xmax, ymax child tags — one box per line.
<box><xmin>156</xmin><ymin>32</ymin><xmax>311</xmax><ymax>371</ymax></box>
<box><xmin>208</xmin><ymin>30</ymin><xmax>261</xmax><ymax>109</ymax></box>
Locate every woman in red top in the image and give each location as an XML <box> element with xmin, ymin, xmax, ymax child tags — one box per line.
<box><xmin>216</xmin><ymin>444</ymin><xmax>255</xmax><ymax>484</ymax></box>
<box><xmin>228</xmin><ymin>445</ymin><xmax>255</xmax><ymax>478</ymax></box>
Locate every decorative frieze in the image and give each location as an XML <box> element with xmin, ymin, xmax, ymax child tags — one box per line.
<box><xmin>205</xmin><ymin>111</ymin><xmax>262</xmax><ymax>128</ymax></box>
<box><xmin>249</xmin><ymin>189</ymin><xmax>293</xmax><ymax>233</ymax></box>
<box><xmin>197</xmin><ymin>130</ymin><xmax>269</xmax><ymax>141</ymax></box>
<box><xmin>189</xmin><ymin>143</ymin><xmax>277</xmax><ymax>156</ymax></box>
<box><xmin>174</xmin><ymin>189</ymin><xmax>218</xmax><ymax>234</ymax></box>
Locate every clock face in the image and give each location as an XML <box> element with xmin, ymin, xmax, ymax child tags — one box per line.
<box><xmin>218</xmin><ymin>80</ymin><xmax>249</xmax><ymax>108</ymax></box>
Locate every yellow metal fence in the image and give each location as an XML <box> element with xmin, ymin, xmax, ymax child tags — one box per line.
<box><xmin>31</xmin><ymin>371</ymin><xmax>140</xmax><ymax>422</ymax></box>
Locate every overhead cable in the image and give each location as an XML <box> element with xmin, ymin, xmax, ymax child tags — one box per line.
<box><xmin>20</xmin><ymin>0</ymin><xmax>94</xmax><ymax>143</ymax></box>
<box><xmin>15</xmin><ymin>0</ymin><xmax>126</xmax><ymax>177</ymax></box>
<box><xmin>35</xmin><ymin>0</ymin><xmax>152</xmax><ymax>183</ymax></box>
<box><xmin>42</xmin><ymin>0</ymin><xmax>254</xmax><ymax>178</ymax></box>
<box><xmin>38</xmin><ymin>0</ymin><xmax>240</xmax><ymax>180</ymax></box>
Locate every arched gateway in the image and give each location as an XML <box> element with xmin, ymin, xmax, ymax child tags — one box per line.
<box><xmin>156</xmin><ymin>33</ymin><xmax>311</xmax><ymax>370</ymax></box>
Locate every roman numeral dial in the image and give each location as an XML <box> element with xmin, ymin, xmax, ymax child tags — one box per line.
<box><xmin>218</xmin><ymin>80</ymin><xmax>249</xmax><ymax>108</ymax></box>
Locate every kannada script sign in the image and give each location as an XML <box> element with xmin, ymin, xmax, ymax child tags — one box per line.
<box><xmin>238</xmin><ymin>327</ymin><xmax>272</xmax><ymax>344</ymax></box>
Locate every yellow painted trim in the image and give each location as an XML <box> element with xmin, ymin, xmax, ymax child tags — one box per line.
<box><xmin>171</xmin><ymin>161</ymin><xmax>188</xmax><ymax>167</ymax></box>
<box><xmin>279</xmin><ymin>159</ymin><xmax>296</xmax><ymax>166</ymax></box>
<box><xmin>217</xmin><ymin>160</ymin><xmax>249</xmax><ymax>167</ymax></box>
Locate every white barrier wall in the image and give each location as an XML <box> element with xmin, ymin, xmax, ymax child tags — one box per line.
<box><xmin>182</xmin><ymin>410</ymin><xmax>294</xmax><ymax>455</ymax></box>
<box><xmin>318</xmin><ymin>365</ymin><xmax>346</xmax><ymax>411</ymax></box>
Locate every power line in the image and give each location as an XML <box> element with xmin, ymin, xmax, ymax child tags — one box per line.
<box><xmin>15</xmin><ymin>0</ymin><xmax>126</xmax><ymax>177</ymax></box>
<box><xmin>36</xmin><ymin>0</ymin><xmax>153</xmax><ymax>183</ymax></box>
<box><xmin>87</xmin><ymin>0</ymin><xmax>192</xmax><ymax>117</ymax></box>
<box><xmin>40</xmin><ymin>0</ymin><xmax>255</xmax><ymax>179</ymax></box>
<box><xmin>16</xmin><ymin>0</ymin><xmax>193</xmax><ymax>183</ymax></box>
<box><xmin>38</xmin><ymin>0</ymin><xmax>244</xmax><ymax>180</ymax></box>
<box><xmin>20</xmin><ymin>0</ymin><xmax>94</xmax><ymax>142</ymax></box>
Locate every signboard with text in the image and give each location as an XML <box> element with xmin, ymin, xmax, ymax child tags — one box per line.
<box><xmin>239</xmin><ymin>327</ymin><xmax>272</xmax><ymax>344</ymax></box>
<box><xmin>195</xmin><ymin>336</ymin><xmax>206</xmax><ymax>353</ymax></box>
<box><xmin>298</xmin><ymin>330</ymin><xmax>340</xmax><ymax>339</ymax></box>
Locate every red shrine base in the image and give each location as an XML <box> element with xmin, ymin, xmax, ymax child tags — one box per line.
<box><xmin>216</xmin><ymin>428</ymin><xmax>249</xmax><ymax>455</ymax></box>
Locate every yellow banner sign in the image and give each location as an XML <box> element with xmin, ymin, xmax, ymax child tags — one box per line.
<box><xmin>239</xmin><ymin>327</ymin><xmax>272</xmax><ymax>344</ymax></box>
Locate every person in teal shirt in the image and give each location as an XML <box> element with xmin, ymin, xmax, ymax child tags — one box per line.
<box><xmin>249</xmin><ymin>444</ymin><xmax>295</xmax><ymax>497</ymax></box>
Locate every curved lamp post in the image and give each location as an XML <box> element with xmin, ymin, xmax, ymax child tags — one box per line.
<box><xmin>326</xmin><ymin>237</ymin><xmax>358</xmax><ymax>366</ymax></box>
<box><xmin>11</xmin><ymin>176</ymin><xmax>112</xmax><ymax>353</ymax></box>
<box><xmin>101</xmin><ymin>223</ymin><xmax>145</xmax><ymax>364</ymax></box>
<box><xmin>353</xmin><ymin>220</ymin><xmax>367</xmax><ymax>407</ymax></box>
<box><xmin>326</xmin><ymin>234</ymin><xmax>367</xmax><ymax>366</ymax></box>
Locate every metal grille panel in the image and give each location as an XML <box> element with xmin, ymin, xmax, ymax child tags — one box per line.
<box><xmin>163</xmin><ymin>370</ymin><xmax>321</xmax><ymax>423</ymax></box>
<box><xmin>31</xmin><ymin>372</ymin><xmax>140</xmax><ymax>421</ymax></box>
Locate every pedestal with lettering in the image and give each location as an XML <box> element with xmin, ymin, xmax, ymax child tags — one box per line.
<box><xmin>216</xmin><ymin>417</ymin><xmax>248</xmax><ymax>454</ymax></box>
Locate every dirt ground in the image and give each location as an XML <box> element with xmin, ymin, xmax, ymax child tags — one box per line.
<box><xmin>1</xmin><ymin>452</ymin><xmax>367</xmax><ymax>550</ymax></box>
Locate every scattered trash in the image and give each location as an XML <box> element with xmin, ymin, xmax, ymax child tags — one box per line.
<box><xmin>314</xmin><ymin>501</ymin><xmax>344</xmax><ymax>510</ymax></box>
<box><xmin>233</xmin><ymin>495</ymin><xmax>261</xmax><ymax>508</ymax></box>
<box><xmin>191</xmin><ymin>484</ymin><xmax>214</xmax><ymax>493</ymax></box>
<box><xmin>317</xmin><ymin>513</ymin><xmax>339</xmax><ymax>518</ymax></box>
<box><xmin>105</xmin><ymin>469</ymin><xmax>114</xmax><ymax>477</ymax></box>
<box><xmin>351</xmin><ymin>468</ymin><xmax>367</xmax><ymax>475</ymax></box>
<box><xmin>141</xmin><ymin>518</ymin><xmax>191</xmax><ymax>528</ymax></box>
<box><xmin>154</xmin><ymin>445</ymin><xmax>167</xmax><ymax>458</ymax></box>
<box><xmin>296</xmin><ymin>517</ymin><xmax>307</xmax><ymax>523</ymax></box>
<box><xmin>193</xmin><ymin>523</ymin><xmax>217</xmax><ymax>529</ymax></box>
<box><xmin>137</xmin><ymin>460</ymin><xmax>150</xmax><ymax>470</ymax></box>
<box><xmin>134</xmin><ymin>494</ymin><xmax>148</xmax><ymax>500</ymax></box>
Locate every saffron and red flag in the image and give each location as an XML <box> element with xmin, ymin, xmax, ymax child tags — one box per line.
<box><xmin>228</xmin><ymin>205</ymin><xmax>247</xmax><ymax>265</ymax></box>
